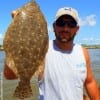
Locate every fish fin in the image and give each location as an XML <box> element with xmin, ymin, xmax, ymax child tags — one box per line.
<box><xmin>13</xmin><ymin>80</ymin><xmax>33</xmax><ymax>99</ymax></box>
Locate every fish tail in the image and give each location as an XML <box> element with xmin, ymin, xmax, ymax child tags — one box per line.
<box><xmin>13</xmin><ymin>80</ymin><xmax>33</xmax><ymax>99</ymax></box>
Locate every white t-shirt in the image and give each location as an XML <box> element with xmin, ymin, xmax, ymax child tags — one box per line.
<box><xmin>38</xmin><ymin>40</ymin><xmax>87</xmax><ymax>100</ymax></box>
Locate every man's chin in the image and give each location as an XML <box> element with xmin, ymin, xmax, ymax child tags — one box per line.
<box><xmin>61</xmin><ymin>39</ymin><xmax>68</xmax><ymax>42</ymax></box>
<box><xmin>59</xmin><ymin>38</ymin><xmax>69</xmax><ymax>43</ymax></box>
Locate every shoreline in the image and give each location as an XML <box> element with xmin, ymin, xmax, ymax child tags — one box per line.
<box><xmin>0</xmin><ymin>48</ymin><xmax>4</xmax><ymax>51</ymax></box>
<box><xmin>1</xmin><ymin>44</ymin><xmax>100</xmax><ymax>50</ymax></box>
<box><xmin>1</xmin><ymin>47</ymin><xmax>100</xmax><ymax>51</ymax></box>
<box><xmin>82</xmin><ymin>44</ymin><xmax>100</xmax><ymax>49</ymax></box>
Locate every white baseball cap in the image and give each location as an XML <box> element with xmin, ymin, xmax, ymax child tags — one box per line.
<box><xmin>55</xmin><ymin>7</ymin><xmax>79</xmax><ymax>23</ymax></box>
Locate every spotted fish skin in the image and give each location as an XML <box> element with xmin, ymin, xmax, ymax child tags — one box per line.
<box><xmin>3</xmin><ymin>1</ymin><xmax>48</xmax><ymax>99</ymax></box>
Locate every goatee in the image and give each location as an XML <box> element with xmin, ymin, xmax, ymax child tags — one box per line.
<box><xmin>55</xmin><ymin>33</ymin><xmax>75</xmax><ymax>43</ymax></box>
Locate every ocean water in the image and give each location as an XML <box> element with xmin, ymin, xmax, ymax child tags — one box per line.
<box><xmin>88</xmin><ymin>49</ymin><xmax>100</xmax><ymax>83</ymax></box>
<box><xmin>0</xmin><ymin>51</ymin><xmax>5</xmax><ymax>72</ymax></box>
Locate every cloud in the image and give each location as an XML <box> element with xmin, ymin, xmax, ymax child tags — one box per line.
<box><xmin>81</xmin><ymin>37</ymin><xmax>100</xmax><ymax>44</ymax></box>
<box><xmin>82</xmin><ymin>37</ymin><xmax>94</xmax><ymax>41</ymax></box>
<box><xmin>0</xmin><ymin>33</ymin><xmax>3</xmax><ymax>39</ymax></box>
<box><xmin>48</xmin><ymin>25</ymin><xmax>53</xmax><ymax>33</ymax></box>
<box><xmin>0</xmin><ymin>33</ymin><xmax>4</xmax><ymax>44</ymax></box>
<box><xmin>79</xmin><ymin>15</ymin><xmax>96</xmax><ymax>26</ymax></box>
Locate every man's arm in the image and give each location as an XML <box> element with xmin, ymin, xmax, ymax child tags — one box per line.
<box><xmin>83</xmin><ymin>47</ymin><xmax>100</xmax><ymax>100</ymax></box>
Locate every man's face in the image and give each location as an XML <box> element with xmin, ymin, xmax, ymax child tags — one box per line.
<box><xmin>53</xmin><ymin>15</ymin><xmax>79</xmax><ymax>43</ymax></box>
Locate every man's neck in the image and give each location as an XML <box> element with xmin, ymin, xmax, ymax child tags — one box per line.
<box><xmin>54</xmin><ymin>40</ymin><xmax>74</xmax><ymax>51</ymax></box>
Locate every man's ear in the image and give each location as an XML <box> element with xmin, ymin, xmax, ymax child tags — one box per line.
<box><xmin>76</xmin><ymin>25</ymin><xmax>79</xmax><ymax>31</ymax></box>
<box><xmin>75</xmin><ymin>25</ymin><xmax>79</xmax><ymax>34</ymax></box>
<box><xmin>53</xmin><ymin>22</ymin><xmax>55</xmax><ymax>28</ymax></box>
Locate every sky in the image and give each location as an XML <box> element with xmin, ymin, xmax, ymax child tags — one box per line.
<box><xmin>0</xmin><ymin>0</ymin><xmax>100</xmax><ymax>45</ymax></box>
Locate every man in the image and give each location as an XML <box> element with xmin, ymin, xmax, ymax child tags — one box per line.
<box><xmin>4</xmin><ymin>7</ymin><xmax>100</xmax><ymax>100</ymax></box>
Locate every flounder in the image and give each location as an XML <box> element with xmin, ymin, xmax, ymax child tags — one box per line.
<box><xmin>3</xmin><ymin>1</ymin><xmax>48</xmax><ymax>99</ymax></box>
